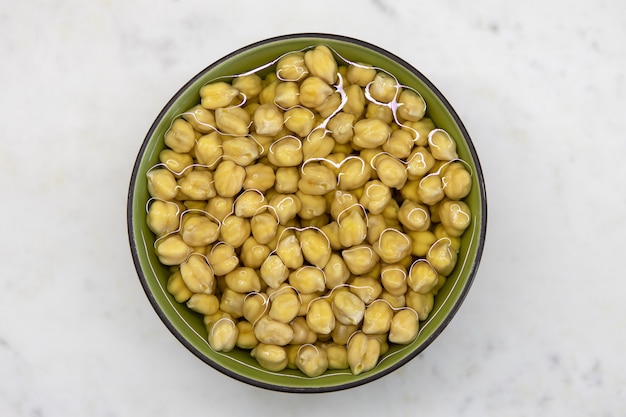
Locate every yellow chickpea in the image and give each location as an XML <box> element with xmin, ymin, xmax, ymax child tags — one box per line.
<box><xmin>243</xmin><ymin>163</ymin><xmax>275</xmax><ymax>192</ymax></box>
<box><xmin>438</xmin><ymin>200</ymin><xmax>472</xmax><ymax>237</ymax></box>
<box><xmin>268</xmin><ymin>136</ymin><xmax>303</xmax><ymax>167</ymax></box>
<box><xmin>342</xmin><ymin>245</ymin><xmax>380</xmax><ymax>276</ymax></box>
<box><xmin>276</xmin><ymin>52</ymin><xmax>309</xmax><ymax>81</ymax></box>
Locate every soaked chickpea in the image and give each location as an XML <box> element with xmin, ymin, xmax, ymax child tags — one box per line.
<box><xmin>146</xmin><ymin>45</ymin><xmax>475</xmax><ymax>377</ymax></box>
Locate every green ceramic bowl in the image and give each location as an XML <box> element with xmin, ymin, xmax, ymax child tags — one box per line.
<box><xmin>127</xmin><ymin>33</ymin><xmax>487</xmax><ymax>393</ymax></box>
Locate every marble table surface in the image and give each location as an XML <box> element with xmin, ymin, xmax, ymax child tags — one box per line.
<box><xmin>1</xmin><ymin>0</ymin><xmax>624</xmax><ymax>415</ymax></box>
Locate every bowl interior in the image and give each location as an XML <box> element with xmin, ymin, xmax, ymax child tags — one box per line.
<box><xmin>128</xmin><ymin>34</ymin><xmax>486</xmax><ymax>392</ymax></box>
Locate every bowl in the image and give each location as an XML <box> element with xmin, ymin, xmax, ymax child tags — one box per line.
<box><xmin>127</xmin><ymin>33</ymin><xmax>487</xmax><ymax>393</ymax></box>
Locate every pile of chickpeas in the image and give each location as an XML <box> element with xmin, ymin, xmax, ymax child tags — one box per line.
<box><xmin>146</xmin><ymin>45</ymin><xmax>472</xmax><ymax>377</ymax></box>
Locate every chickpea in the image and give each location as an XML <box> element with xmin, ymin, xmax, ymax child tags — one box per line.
<box><xmin>337</xmin><ymin>156</ymin><xmax>371</xmax><ymax>191</ymax></box>
<box><xmin>337</xmin><ymin>209</ymin><xmax>367</xmax><ymax>248</ymax></box>
<box><xmin>343</xmin><ymin>84</ymin><xmax>366</xmax><ymax>117</ymax></box>
<box><xmin>291</xmin><ymin>316</ymin><xmax>318</xmax><ymax>345</ymax></box>
<box><xmin>398</xmin><ymin>200</ymin><xmax>431</xmax><ymax>232</ymax></box>
<box><xmin>397</xmin><ymin>89</ymin><xmax>426</xmax><ymax>122</ymax></box>
<box><xmin>182</xmin><ymin>104</ymin><xmax>216</xmax><ymax>133</ymax></box>
<box><xmin>352</xmin><ymin>118</ymin><xmax>391</xmax><ymax>149</ymax></box>
<box><xmin>298</xmin><ymin>163</ymin><xmax>337</xmax><ymax>195</ymax></box>
<box><xmin>380</xmin><ymin>291</ymin><xmax>406</xmax><ymax>309</ymax></box>
<box><xmin>306</xmin><ymin>298</ymin><xmax>335</xmax><ymax>335</ymax></box>
<box><xmin>322</xmin><ymin>343</ymin><xmax>349</xmax><ymax>370</ymax></box>
<box><xmin>177</xmin><ymin>170</ymin><xmax>216</xmax><ymax>201</ymax></box>
<box><xmin>274</xmin><ymin>81</ymin><xmax>300</xmax><ymax>109</ymax></box>
<box><xmin>225</xmin><ymin>267</ymin><xmax>261</xmax><ymax>293</ymax></box>
<box><xmin>367</xmin><ymin>71</ymin><xmax>398</xmax><ymax>103</ymax></box>
<box><xmin>147</xmin><ymin>168</ymin><xmax>178</xmax><ymax>201</ymax></box>
<box><xmin>233</xmin><ymin>190</ymin><xmax>265</xmax><ymax>218</ymax></box>
<box><xmin>284</xmin><ymin>106</ymin><xmax>315</xmax><ymax>137</ymax></box>
<box><xmin>442</xmin><ymin>162</ymin><xmax>472</xmax><ymax>200</ymax></box>
<box><xmin>408</xmin><ymin>260</ymin><xmax>439</xmax><ymax>294</ymax></box>
<box><xmin>365</xmin><ymin>102</ymin><xmax>393</xmax><ymax>124</ymax></box>
<box><xmin>219</xmin><ymin>215</ymin><xmax>250</xmax><ymax>248</ymax></box>
<box><xmin>219</xmin><ymin>288</ymin><xmax>246</xmax><ymax>318</ymax></box>
<box><xmin>329</xmin><ymin>190</ymin><xmax>359</xmax><ymax>219</ymax></box>
<box><xmin>381</xmin><ymin>264</ymin><xmax>408</xmax><ymax>297</ymax></box>
<box><xmin>242</xmin><ymin>292</ymin><xmax>269</xmax><ymax>324</ymax></box>
<box><xmin>250</xmin><ymin>212</ymin><xmax>278</xmax><ymax>245</ymax></box>
<box><xmin>439</xmin><ymin>200</ymin><xmax>471</xmax><ymax>238</ymax></box>
<box><xmin>365</xmin><ymin>213</ymin><xmax>387</xmax><ymax>245</ymax></box>
<box><xmin>362</xmin><ymin>300</ymin><xmax>394</xmax><ymax>335</ymax></box>
<box><xmin>427</xmin><ymin>238</ymin><xmax>459</xmax><ymax>276</ymax></box>
<box><xmin>206</xmin><ymin>242</ymin><xmax>238</xmax><ymax>276</ymax></box>
<box><xmin>251</xmin><ymin>343</ymin><xmax>288</xmax><ymax>372</ymax></box>
<box><xmin>346</xmin><ymin>63</ymin><xmax>376</xmax><ymax>87</ymax></box>
<box><xmin>268</xmin><ymin>136</ymin><xmax>303</xmax><ymax>167</ymax></box>
<box><xmin>347</xmin><ymin>332</ymin><xmax>380</xmax><ymax>375</ymax></box>
<box><xmin>296</xmin><ymin>191</ymin><xmax>327</xmax><ymax>220</ymax></box>
<box><xmin>156</xmin><ymin>234</ymin><xmax>191</xmax><ymax>266</ymax></box>
<box><xmin>269</xmin><ymin>193</ymin><xmax>301</xmax><ymax>225</ymax></box>
<box><xmin>418</xmin><ymin>174</ymin><xmax>445</xmax><ymax>205</ymax></box>
<box><xmin>179</xmin><ymin>254</ymin><xmax>214</xmax><ymax>294</ymax></box>
<box><xmin>303</xmin><ymin>129</ymin><xmax>335</xmax><ymax>160</ymax></box>
<box><xmin>332</xmin><ymin>290</ymin><xmax>365</xmax><ymax>326</ymax></box>
<box><xmin>289</xmin><ymin>266</ymin><xmax>326</xmax><ymax>295</ymax></box>
<box><xmin>166</xmin><ymin>270</ymin><xmax>192</xmax><ymax>303</ymax></box>
<box><xmin>405</xmin><ymin>290</ymin><xmax>434</xmax><ymax>321</ymax></box>
<box><xmin>274</xmin><ymin>167</ymin><xmax>300</xmax><ymax>194</ymax></box>
<box><xmin>403</xmin><ymin>117</ymin><xmax>435</xmax><ymax>147</ymax></box>
<box><xmin>433</xmin><ymin>223</ymin><xmax>462</xmax><ymax>252</ymax></box>
<box><xmin>327</xmin><ymin>112</ymin><xmax>355</xmax><ymax>143</ymax></box>
<box><xmin>236</xmin><ymin>320</ymin><xmax>259</xmax><ymax>349</ymax></box>
<box><xmin>214</xmin><ymin>160</ymin><xmax>246</xmax><ymax>197</ymax></box>
<box><xmin>349</xmin><ymin>276</ymin><xmax>383</xmax><ymax>305</ymax></box>
<box><xmin>164</xmin><ymin>118</ymin><xmax>196</xmax><ymax>154</ymax></box>
<box><xmin>275</xmin><ymin>230</ymin><xmax>304</xmax><ymax>270</ymax></box>
<box><xmin>406</xmin><ymin>147</ymin><xmax>435</xmax><ymax>179</ymax></box>
<box><xmin>254</xmin><ymin>315</ymin><xmax>294</xmax><ymax>346</ymax></box>
<box><xmin>222</xmin><ymin>136</ymin><xmax>259</xmax><ymax>166</ymax></box>
<box><xmin>258</xmin><ymin>78</ymin><xmax>278</xmax><ymax>105</ymax></box>
<box><xmin>296</xmin><ymin>344</ymin><xmax>329</xmax><ymax>377</ymax></box>
<box><xmin>243</xmin><ymin>163</ymin><xmax>275</xmax><ymax>192</ymax></box>
<box><xmin>315</xmin><ymin>92</ymin><xmax>342</xmax><ymax>119</ymax></box>
<box><xmin>372</xmin><ymin>153</ymin><xmax>407</xmax><ymax>190</ymax></box>
<box><xmin>371</xmin><ymin>227</ymin><xmax>412</xmax><ymax>264</ymax></box>
<box><xmin>204</xmin><ymin>196</ymin><xmax>233</xmax><ymax>223</ymax></box>
<box><xmin>260</xmin><ymin>254</ymin><xmax>290</xmax><ymax>289</ymax></box>
<box><xmin>407</xmin><ymin>230</ymin><xmax>437</xmax><ymax>257</ymax></box>
<box><xmin>200</xmin><ymin>81</ymin><xmax>239</xmax><ymax>110</ymax></box>
<box><xmin>389</xmin><ymin>309</ymin><xmax>419</xmax><ymax>344</ymax></box>
<box><xmin>159</xmin><ymin>149</ymin><xmax>193</xmax><ymax>176</ymax></box>
<box><xmin>320</xmin><ymin>221</ymin><xmax>342</xmax><ymax>251</ymax></box>
<box><xmin>180</xmin><ymin>214</ymin><xmax>220</xmax><ymax>247</ymax></box>
<box><xmin>276</xmin><ymin>52</ymin><xmax>308</xmax><ymax>81</ymax></box>
<box><xmin>195</xmin><ymin>132</ymin><xmax>223</xmax><ymax>167</ymax></box>
<box><xmin>383</xmin><ymin>129</ymin><xmax>414</xmax><ymax>159</ymax></box>
<box><xmin>147</xmin><ymin>200</ymin><xmax>180</xmax><ymax>236</ymax></box>
<box><xmin>428</xmin><ymin>129</ymin><xmax>458</xmax><ymax>160</ymax></box>
<box><xmin>323</xmin><ymin>253</ymin><xmax>350</xmax><ymax>289</ymax></box>
<box><xmin>208</xmin><ymin>317</ymin><xmax>239</xmax><ymax>352</ymax></box>
<box><xmin>359</xmin><ymin>180</ymin><xmax>392</xmax><ymax>215</ymax></box>
<box><xmin>240</xmin><ymin>236</ymin><xmax>270</xmax><ymax>269</ymax></box>
<box><xmin>303</xmin><ymin>45</ymin><xmax>337</xmax><ymax>85</ymax></box>
<box><xmin>232</xmin><ymin>74</ymin><xmax>263</xmax><ymax>99</ymax></box>
<box><xmin>342</xmin><ymin>245</ymin><xmax>380</xmax><ymax>276</ymax></box>
<box><xmin>299</xmin><ymin>228</ymin><xmax>332</xmax><ymax>268</ymax></box>
<box><xmin>215</xmin><ymin>106</ymin><xmax>251</xmax><ymax>136</ymax></box>
<box><xmin>186</xmin><ymin>293</ymin><xmax>219</xmax><ymax>315</ymax></box>
<box><xmin>332</xmin><ymin>321</ymin><xmax>359</xmax><ymax>345</ymax></box>
<box><xmin>269</xmin><ymin>290</ymin><xmax>301</xmax><ymax>324</ymax></box>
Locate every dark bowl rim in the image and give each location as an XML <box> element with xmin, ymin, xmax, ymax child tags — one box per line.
<box><xmin>127</xmin><ymin>32</ymin><xmax>487</xmax><ymax>394</ymax></box>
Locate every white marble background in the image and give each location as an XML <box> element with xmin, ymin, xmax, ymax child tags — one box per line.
<box><xmin>1</xmin><ymin>0</ymin><xmax>624</xmax><ymax>415</ymax></box>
